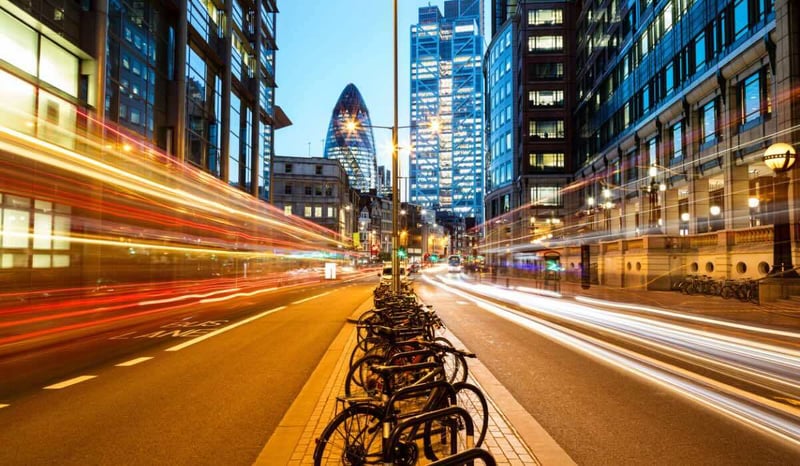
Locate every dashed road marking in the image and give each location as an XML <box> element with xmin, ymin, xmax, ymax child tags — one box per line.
<box><xmin>165</xmin><ymin>306</ymin><xmax>287</xmax><ymax>352</ymax></box>
<box><xmin>291</xmin><ymin>292</ymin><xmax>330</xmax><ymax>305</ymax></box>
<box><xmin>116</xmin><ymin>357</ymin><xmax>153</xmax><ymax>367</ymax></box>
<box><xmin>44</xmin><ymin>375</ymin><xmax>97</xmax><ymax>389</ymax></box>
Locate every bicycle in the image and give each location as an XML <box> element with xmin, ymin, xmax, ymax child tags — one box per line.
<box><xmin>314</xmin><ymin>362</ymin><xmax>488</xmax><ymax>464</ymax></box>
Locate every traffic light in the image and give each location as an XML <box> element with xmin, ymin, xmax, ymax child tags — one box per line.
<box><xmin>397</xmin><ymin>247</ymin><xmax>407</xmax><ymax>259</ymax></box>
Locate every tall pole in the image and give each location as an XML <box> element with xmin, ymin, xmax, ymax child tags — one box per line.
<box><xmin>391</xmin><ymin>0</ymin><xmax>400</xmax><ymax>292</ymax></box>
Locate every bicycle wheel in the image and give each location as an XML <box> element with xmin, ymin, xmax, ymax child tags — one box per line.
<box><xmin>720</xmin><ymin>285</ymin><xmax>735</xmax><ymax>300</ymax></box>
<box><xmin>441</xmin><ymin>351</ymin><xmax>468</xmax><ymax>384</ymax></box>
<box><xmin>349</xmin><ymin>336</ymin><xmax>384</xmax><ymax>368</ymax></box>
<box><xmin>345</xmin><ymin>354</ymin><xmax>385</xmax><ymax>397</ymax></box>
<box><xmin>313</xmin><ymin>404</ymin><xmax>383</xmax><ymax>465</ymax></box>
<box><xmin>422</xmin><ymin>382</ymin><xmax>489</xmax><ymax>460</ymax></box>
<box><xmin>453</xmin><ymin>382</ymin><xmax>489</xmax><ymax>447</ymax></box>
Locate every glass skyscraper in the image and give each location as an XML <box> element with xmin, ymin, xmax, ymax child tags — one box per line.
<box><xmin>324</xmin><ymin>83</ymin><xmax>378</xmax><ymax>193</ymax></box>
<box><xmin>410</xmin><ymin>0</ymin><xmax>485</xmax><ymax>224</ymax></box>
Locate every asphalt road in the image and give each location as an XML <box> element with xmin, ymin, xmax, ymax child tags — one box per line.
<box><xmin>0</xmin><ymin>278</ymin><xmax>375</xmax><ymax>465</ymax></box>
<box><xmin>416</xmin><ymin>277</ymin><xmax>800</xmax><ymax>465</ymax></box>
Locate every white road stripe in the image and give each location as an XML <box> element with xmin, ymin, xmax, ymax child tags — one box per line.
<box><xmin>44</xmin><ymin>375</ymin><xmax>97</xmax><ymax>389</ymax></box>
<box><xmin>165</xmin><ymin>306</ymin><xmax>287</xmax><ymax>352</ymax></box>
<box><xmin>116</xmin><ymin>357</ymin><xmax>153</xmax><ymax>367</ymax></box>
<box><xmin>291</xmin><ymin>291</ymin><xmax>330</xmax><ymax>305</ymax></box>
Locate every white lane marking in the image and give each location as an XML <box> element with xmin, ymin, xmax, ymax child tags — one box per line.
<box><xmin>291</xmin><ymin>291</ymin><xmax>330</xmax><ymax>305</ymax></box>
<box><xmin>0</xmin><ymin>404</ymin><xmax>9</xmax><ymax>409</ymax></box>
<box><xmin>116</xmin><ymin>357</ymin><xmax>153</xmax><ymax>367</ymax></box>
<box><xmin>44</xmin><ymin>375</ymin><xmax>97</xmax><ymax>389</ymax></box>
<box><xmin>165</xmin><ymin>306</ymin><xmax>287</xmax><ymax>352</ymax></box>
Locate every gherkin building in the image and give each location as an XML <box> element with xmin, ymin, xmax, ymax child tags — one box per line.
<box><xmin>324</xmin><ymin>84</ymin><xmax>377</xmax><ymax>192</ymax></box>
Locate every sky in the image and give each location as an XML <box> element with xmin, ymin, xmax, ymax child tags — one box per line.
<box><xmin>275</xmin><ymin>0</ymin><xmax>488</xmax><ymax>175</ymax></box>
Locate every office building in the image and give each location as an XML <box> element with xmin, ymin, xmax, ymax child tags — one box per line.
<box><xmin>324</xmin><ymin>83</ymin><xmax>378</xmax><ymax>193</ymax></box>
<box><xmin>483</xmin><ymin>0</ymin><xmax>800</xmax><ymax>298</ymax></box>
<box><xmin>271</xmin><ymin>156</ymin><xmax>358</xmax><ymax>244</ymax></box>
<box><xmin>483</xmin><ymin>0</ymin><xmax>577</xmax><ymax>267</ymax></box>
<box><xmin>410</xmin><ymin>0</ymin><xmax>486</xmax><ymax>224</ymax></box>
<box><xmin>0</xmin><ymin>0</ymin><xmax>284</xmax><ymax>201</ymax></box>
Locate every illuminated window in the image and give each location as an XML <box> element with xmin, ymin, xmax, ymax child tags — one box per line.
<box><xmin>0</xmin><ymin>8</ymin><xmax>38</xmax><ymax>75</ymax></box>
<box><xmin>528</xmin><ymin>90</ymin><xmax>564</xmax><ymax>107</ymax></box>
<box><xmin>314</xmin><ymin>206</ymin><xmax>322</xmax><ymax>218</ymax></box>
<box><xmin>283</xmin><ymin>205</ymin><xmax>292</xmax><ymax>215</ymax></box>
<box><xmin>304</xmin><ymin>206</ymin><xmax>312</xmax><ymax>217</ymax></box>
<box><xmin>671</xmin><ymin>122</ymin><xmax>684</xmax><ymax>160</ymax></box>
<box><xmin>530</xmin><ymin>186</ymin><xmax>562</xmax><ymax>206</ymax></box>
<box><xmin>529</xmin><ymin>120</ymin><xmax>565</xmax><ymax>139</ymax></box>
<box><xmin>529</xmin><ymin>153</ymin><xmax>565</xmax><ymax>169</ymax></box>
<box><xmin>528</xmin><ymin>9</ymin><xmax>563</xmax><ymax>25</ymax></box>
<box><xmin>528</xmin><ymin>36</ymin><xmax>563</xmax><ymax>52</ymax></box>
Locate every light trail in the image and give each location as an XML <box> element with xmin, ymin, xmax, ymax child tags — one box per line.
<box><xmin>426</xmin><ymin>275</ymin><xmax>800</xmax><ymax>447</ymax></box>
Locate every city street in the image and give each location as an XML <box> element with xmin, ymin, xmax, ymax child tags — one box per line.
<box><xmin>416</xmin><ymin>272</ymin><xmax>800</xmax><ymax>465</ymax></box>
<box><xmin>0</xmin><ymin>279</ymin><xmax>375</xmax><ymax>465</ymax></box>
<box><xmin>2</xmin><ymin>270</ymin><xmax>799</xmax><ymax>464</ymax></box>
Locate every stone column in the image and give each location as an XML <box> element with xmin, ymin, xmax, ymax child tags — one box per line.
<box><xmin>725</xmin><ymin>164</ymin><xmax>750</xmax><ymax>230</ymax></box>
<box><xmin>690</xmin><ymin>176</ymin><xmax>709</xmax><ymax>234</ymax></box>
<box><xmin>663</xmin><ymin>188</ymin><xmax>680</xmax><ymax>236</ymax></box>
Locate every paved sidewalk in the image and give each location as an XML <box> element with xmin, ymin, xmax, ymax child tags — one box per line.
<box><xmin>255</xmin><ymin>297</ymin><xmax>573</xmax><ymax>465</ymax></box>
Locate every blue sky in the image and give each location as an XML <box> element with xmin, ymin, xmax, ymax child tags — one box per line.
<box><xmin>275</xmin><ymin>1</ymin><xmax>487</xmax><ymax>172</ymax></box>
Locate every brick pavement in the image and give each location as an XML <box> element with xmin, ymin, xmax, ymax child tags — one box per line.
<box><xmin>255</xmin><ymin>296</ymin><xmax>573</xmax><ymax>465</ymax></box>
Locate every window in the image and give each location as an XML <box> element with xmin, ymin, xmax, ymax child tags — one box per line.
<box><xmin>315</xmin><ymin>186</ymin><xmax>323</xmax><ymax>196</ymax></box>
<box><xmin>694</xmin><ymin>33</ymin><xmax>706</xmax><ymax>71</ymax></box>
<box><xmin>528</xmin><ymin>36</ymin><xmax>563</xmax><ymax>52</ymax></box>
<box><xmin>701</xmin><ymin>100</ymin><xmax>716</xmax><ymax>145</ymax></box>
<box><xmin>530</xmin><ymin>186</ymin><xmax>562</xmax><ymax>206</ymax></box>
<box><xmin>315</xmin><ymin>165</ymin><xmax>323</xmax><ymax>175</ymax></box>
<box><xmin>528</xmin><ymin>9</ymin><xmax>563</xmax><ymax>25</ymax></box>
<box><xmin>671</xmin><ymin>121</ymin><xmax>683</xmax><ymax>160</ymax></box>
<box><xmin>327</xmin><ymin>207</ymin><xmax>334</xmax><ymax>218</ymax></box>
<box><xmin>529</xmin><ymin>153</ymin><xmax>565</xmax><ymax>169</ymax></box>
<box><xmin>283</xmin><ymin>205</ymin><xmax>292</xmax><ymax>215</ymax></box>
<box><xmin>325</xmin><ymin>186</ymin><xmax>333</xmax><ymax>196</ymax></box>
<box><xmin>733</xmin><ymin>0</ymin><xmax>749</xmax><ymax>40</ymax></box>
<box><xmin>739</xmin><ymin>71</ymin><xmax>766</xmax><ymax>126</ymax></box>
<box><xmin>529</xmin><ymin>120</ymin><xmax>565</xmax><ymax>139</ymax></box>
<box><xmin>530</xmin><ymin>62</ymin><xmax>564</xmax><ymax>80</ymax></box>
<box><xmin>285</xmin><ymin>163</ymin><xmax>293</xmax><ymax>173</ymax></box>
<box><xmin>303</xmin><ymin>206</ymin><xmax>312</xmax><ymax>217</ymax></box>
<box><xmin>284</xmin><ymin>184</ymin><xmax>292</xmax><ymax>194</ymax></box>
<box><xmin>648</xmin><ymin>137</ymin><xmax>658</xmax><ymax>169</ymax></box>
<box><xmin>529</xmin><ymin>90</ymin><xmax>564</xmax><ymax>107</ymax></box>
<box><xmin>314</xmin><ymin>206</ymin><xmax>322</xmax><ymax>218</ymax></box>
<box><xmin>305</xmin><ymin>186</ymin><xmax>313</xmax><ymax>196</ymax></box>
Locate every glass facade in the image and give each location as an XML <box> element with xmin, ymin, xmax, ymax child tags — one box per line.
<box><xmin>487</xmin><ymin>23</ymin><xmax>514</xmax><ymax>193</ymax></box>
<box><xmin>410</xmin><ymin>0</ymin><xmax>485</xmax><ymax>224</ymax></box>
<box><xmin>323</xmin><ymin>84</ymin><xmax>377</xmax><ymax>192</ymax></box>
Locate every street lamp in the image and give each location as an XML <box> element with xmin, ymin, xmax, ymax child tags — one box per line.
<box><xmin>763</xmin><ymin>142</ymin><xmax>797</xmax><ymax>277</ymax></box>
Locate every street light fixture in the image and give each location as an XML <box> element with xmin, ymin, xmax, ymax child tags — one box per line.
<box><xmin>763</xmin><ymin>142</ymin><xmax>797</xmax><ymax>277</ymax></box>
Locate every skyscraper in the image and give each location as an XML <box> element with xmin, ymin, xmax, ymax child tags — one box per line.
<box><xmin>0</xmin><ymin>0</ymin><xmax>284</xmax><ymax>202</ymax></box>
<box><xmin>482</xmin><ymin>1</ymin><xmax>576</xmax><ymax>265</ymax></box>
<box><xmin>324</xmin><ymin>84</ymin><xmax>378</xmax><ymax>193</ymax></box>
<box><xmin>410</xmin><ymin>0</ymin><xmax>485</xmax><ymax>224</ymax></box>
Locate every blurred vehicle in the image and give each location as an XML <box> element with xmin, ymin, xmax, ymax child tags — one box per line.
<box><xmin>447</xmin><ymin>255</ymin><xmax>462</xmax><ymax>273</ymax></box>
<box><xmin>408</xmin><ymin>263</ymin><xmax>420</xmax><ymax>273</ymax></box>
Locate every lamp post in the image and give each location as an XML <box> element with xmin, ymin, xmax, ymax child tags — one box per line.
<box><xmin>763</xmin><ymin>143</ymin><xmax>798</xmax><ymax>277</ymax></box>
<box><xmin>645</xmin><ymin>165</ymin><xmax>666</xmax><ymax>234</ymax></box>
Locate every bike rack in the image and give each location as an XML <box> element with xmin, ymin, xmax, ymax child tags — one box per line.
<box><xmin>429</xmin><ymin>447</ymin><xmax>497</xmax><ymax>466</ymax></box>
<box><xmin>386</xmin><ymin>405</ymin><xmax>474</xmax><ymax>462</ymax></box>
